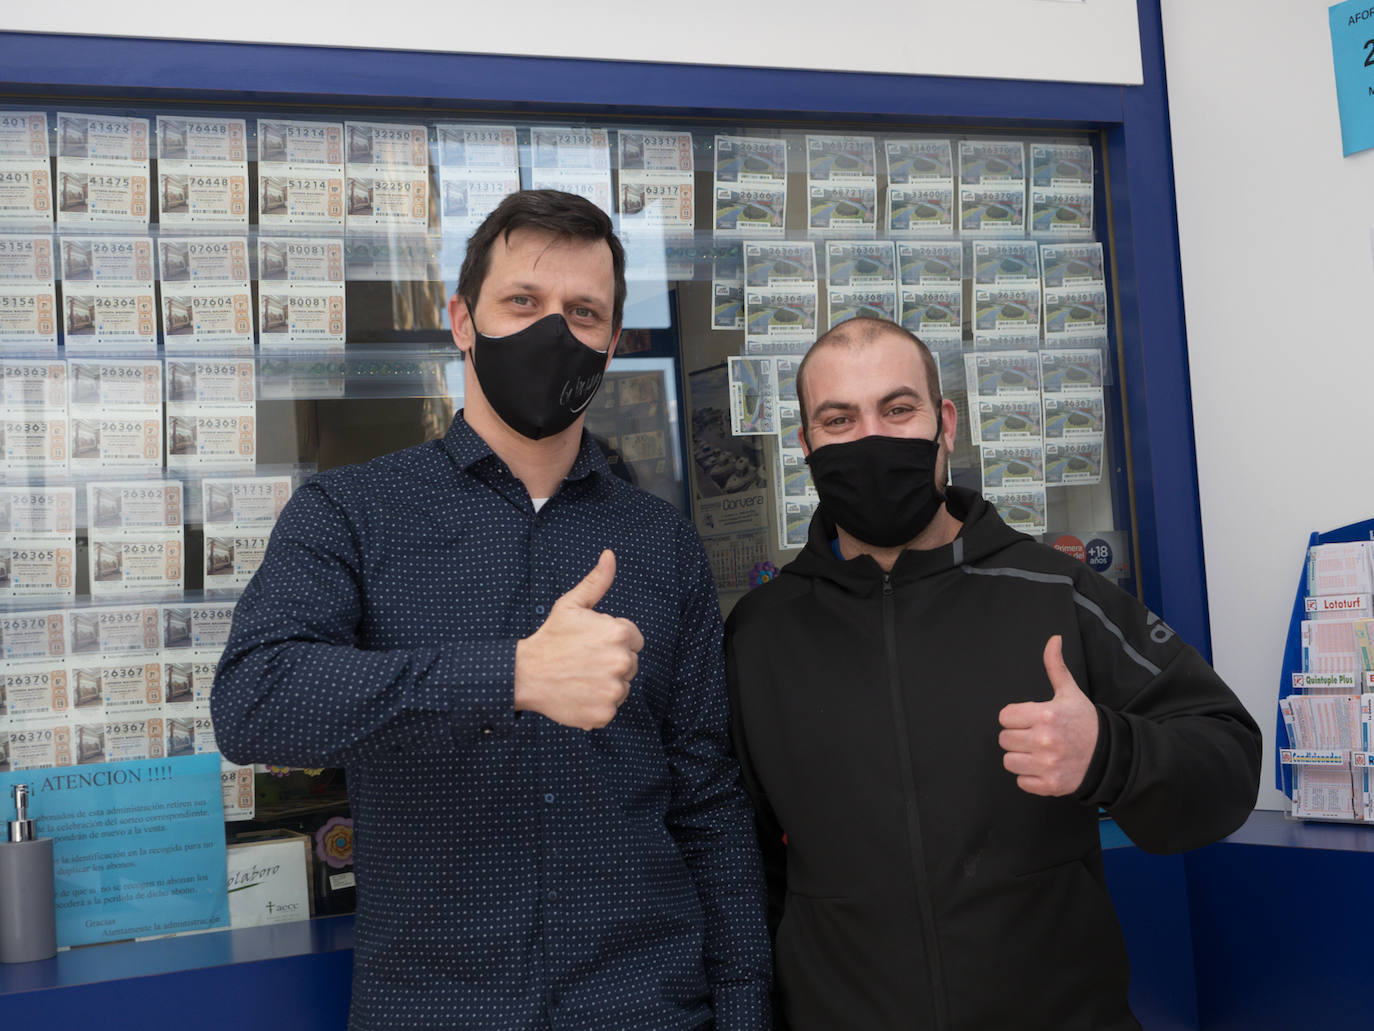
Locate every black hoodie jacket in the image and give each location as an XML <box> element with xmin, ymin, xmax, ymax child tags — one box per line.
<box><xmin>726</xmin><ymin>486</ymin><xmax>1261</xmax><ymax>1031</ymax></box>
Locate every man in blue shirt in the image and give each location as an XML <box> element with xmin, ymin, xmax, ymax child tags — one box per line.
<box><xmin>212</xmin><ymin>190</ymin><xmax>771</xmax><ymax>1029</ymax></box>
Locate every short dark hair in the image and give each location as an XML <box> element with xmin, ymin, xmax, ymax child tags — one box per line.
<box><xmin>457</xmin><ymin>189</ymin><xmax>627</xmax><ymax>332</ymax></box>
<box><xmin>796</xmin><ymin>318</ymin><xmax>943</xmax><ymax>434</ymax></box>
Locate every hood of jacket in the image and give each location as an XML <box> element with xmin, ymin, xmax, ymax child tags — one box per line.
<box><xmin>781</xmin><ymin>484</ymin><xmax>1033</xmax><ymax>596</ymax></box>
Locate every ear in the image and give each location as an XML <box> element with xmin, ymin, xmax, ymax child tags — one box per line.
<box><xmin>448</xmin><ymin>293</ymin><xmax>474</xmax><ymax>357</ymax></box>
<box><xmin>798</xmin><ymin>418</ymin><xmax>811</xmax><ymax>459</ymax></box>
<box><xmin>938</xmin><ymin>396</ymin><xmax>957</xmax><ymax>452</ymax></box>
<box><xmin>603</xmin><ymin>326</ymin><xmax>622</xmax><ymax>366</ymax></box>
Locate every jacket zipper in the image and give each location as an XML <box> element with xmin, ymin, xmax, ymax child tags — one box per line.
<box><xmin>882</xmin><ymin>572</ymin><xmax>949</xmax><ymax>1030</ymax></box>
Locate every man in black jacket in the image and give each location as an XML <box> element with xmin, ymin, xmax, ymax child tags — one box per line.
<box><xmin>726</xmin><ymin>318</ymin><xmax>1261</xmax><ymax>1031</ymax></box>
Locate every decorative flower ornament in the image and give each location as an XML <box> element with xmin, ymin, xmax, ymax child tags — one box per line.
<box><xmin>748</xmin><ymin>561</ymin><xmax>779</xmax><ymax>589</ymax></box>
<box><xmin>267</xmin><ymin>765</ymin><xmax>292</xmax><ymax>778</ymax></box>
<box><xmin>315</xmin><ymin>816</ymin><xmax>355</xmax><ymax>869</ymax></box>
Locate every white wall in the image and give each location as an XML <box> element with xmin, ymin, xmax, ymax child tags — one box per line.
<box><xmin>1162</xmin><ymin>2</ymin><xmax>1374</xmax><ymax>809</ymax></box>
<box><xmin>6</xmin><ymin>1</ymin><xmax>1143</xmax><ymax>85</ymax></box>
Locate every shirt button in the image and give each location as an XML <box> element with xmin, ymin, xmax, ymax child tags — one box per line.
<box><xmin>482</xmin><ymin>725</ymin><xmax>494</xmax><ymax>735</ymax></box>
<box><xmin>535</xmin><ymin>605</ymin><xmax>546</xmax><ymax>615</ymax></box>
<box><xmin>547</xmin><ymin>889</ymin><xmax>559</xmax><ymax>902</ymax></box>
<box><xmin>543</xmin><ymin>793</ymin><xmax>555</xmax><ymax>803</ymax></box>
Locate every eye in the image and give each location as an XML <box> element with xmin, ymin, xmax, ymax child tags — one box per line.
<box><xmin>570</xmin><ymin>305</ymin><xmax>601</xmax><ymax>322</ymax></box>
<box><xmin>822</xmin><ymin>414</ymin><xmax>851</xmax><ymax>429</ymax></box>
<box><xmin>886</xmin><ymin>404</ymin><xmax>915</xmax><ymax>418</ymax></box>
<box><xmin>509</xmin><ymin>295</ymin><xmax>532</xmax><ymax>307</ymax></box>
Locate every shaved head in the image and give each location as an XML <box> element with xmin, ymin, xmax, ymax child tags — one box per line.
<box><xmin>796</xmin><ymin>318</ymin><xmax>942</xmax><ymax>430</ymax></box>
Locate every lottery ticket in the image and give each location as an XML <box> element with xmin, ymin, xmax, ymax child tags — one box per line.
<box><xmin>165</xmin><ymin>410</ymin><xmax>256</xmax><ymax>470</ymax></box>
<box><xmin>1030</xmin><ymin>143</ymin><xmax>1093</xmax><ymax>187</ymax></box>
<box><xmin>167</xmin><ymin>713</ymin><xmax>217</xmax><ymax>757</ymax></box>
<box><xmin>1041</xmin><ymin>348</ymin><xmax>1105</xmax><ymax>393</ymax></box>
<box><xmin>715</xmin><ymin>136</ymin><xmax>786</xmax><ymax>184</ymax></box>
<box><xmin>1</xmin><ymin>360</ymin><xmax>65</xmax><ymax>408</ymax></box>
<box><xmin>56</xmin><ymin>113</ymin><xmax>150</xmax><ymax>227</ymax></box>
<box><xmin>744</xmin><ymin>289</ymin><xmax>817</xmax><ymax>340</ymax></box>
<box><xmin>0</xmin><ymin>236</ymin><xmax>57</xmax><ymax>353</ymax></box>
<box><xmin>0</xmin><ymin>285</ymin><xmax>57</xmax><ymax>354</ymax></box>
<box><xmin>714</xmin><ymin>185</ymin><xmax>785</xmax><ymax>237</ymax></box>
<box><xmin>1043</xmin><ymin>286</ymin><xmax>1108</xmax><ymax>337</ymax></box>
<box><xmin>887</xmin><ymin>185</ymin><xmax>955</xmax><ymax>237</ymax></box>
<box><xmin>960</xmin><ymin>185</ymin><xmax>1027</xmax><ymax>235</ymax></box>
<box><xmin>986</xmin><ymin>487</ymin><xmax>1047</xmax><ymax>536</ymax></box>
<box><xmin>2</xmin><ymin>660</ymin><xmax>71</xmax><ymax>720</ymax></box>
<box><xmin>1031</xmin><ymin>185</ymin><xmax>1093</xmax><ymax>237</ymax></box>
<box><xmin>165</xmin><ymin>359</ymin><xmax>255</xmax><ymax>406</ymax></box>
<box><xmin>782</xmin><ymin>498</ymin><xmax>818</xmax><ymax>550</ymax></box>
<box><xmin>745</xmin><ymin>242</ymin><xmax>817</xmax><ymax>288</ymax></box>
<box><xmin>5</xmin><ymin>720</ymin><xmax>74</xmax><ymax>770</ymax></box>
<box><xmin>67</xmin><ymin>359</ymin><xmax>162</xmax><ymax>408</ymax></box>
<box><xmin>161</xmin><ymin>601</ymin><xmax>236</xmax><ymax>651</ymax></box>
<box><xmin>61</xmin><ymin>234</ymin><xmax>153</xmax><ymax>283</ymax></box>
<box><xmin>0</xmin><ymin>235</ymin><xmax>54</xmax><ymax>282</ymax></box>
<box><xmin>974</xmin><ymin>285</ymin><xmax>1041</xmax><ymax>336</ymax></box>
<box><xmin>973</xmin><ymin>240</ymin><xmax>1040</xmax><ymax>284</ymax></box>
<box><xmin>742</xmin><ymin>338</ymin><xmax>812</xmax><ymax>356</ymax></box>
<box><xmin>972</xmin><ymin>397</ymin><xmax>1044</xmax><ymax>443</ymax></box>
<box><xmin>728</xmin><ymin>356</ymin><xmax>778</xmax><ymax>436</ymax></box>
<box><xmin>203</xmin><ymin>531</ymin><xmax>270</xmax><ymax>589</ymax></box>
<box><xmin>440</xmin><ymin>174</ymin><xmax>520</xmax><ymax>237</ymax></box>
<box><xmin>806</xmin><ymin>135</ymin><xmax>876</xmax><ymax>181</ymax></box>
<box><xmin>776</xmin><ymin>402</ymin><xmax>804</xmax><ymax>451</ymax></box>
<box><xmin>885</xmin><ymin>139</ymin><xmax>953</xmax><ymax>184</ymax></box>
<box><xmin>959</xmin><ymin>141</ymin><xmax>1026</xmax><ymax>185</ymax></box>
<box><xmin>257</xmin><ymin>119</ymin><xmax>346</xmax><ymax>231</ymax></box>
<box><xmin>68</xmin><ymin>657</ymin><xmax>164</xmax><ymax>711</ymax></box>
<box><xmin>981</xmin><ymin>443</ymin><xmax>1047</xmax><ymax>490</ymax></box>
<box><xmin>774</xmin><ymin>357</ymin><xmax>801</xmax><ymax>403</ymax></box>
<box><xmin>68</xmin><ymin>603</ymin><xmax>161</xmax><ymax>656</ymax></box>
<box><xmin>0</xmin><ymin>608</ymin><xmax>68</xmax><ymax>662</ymax></box>
<box><xmin>0</xmin><ymin>112</ymin><xmax>53</xmax><ymax>227</ymax></box>
<box><xmin>619</xmin><ymin>180</ymin><xmax>694</xmax><ymax>232</ymax></box>
<box><xmin>0</xmin><ymin>538</ymin><xmax>76</xmax><ymax>599</ymax></box>
<box><xmin>827</xmin><ymin>241</ymin><xmax>896</xmax><ymax>288</ymax></box>
<box><xmin>1043</xmin><ymin>392</ymin><xmax>1106</xmax><ymax>439</ymax></box>
<box><xmin>157</xmin><ymin>115</ymin><xmax>249</xmax><ymax>228</ymax></box>
<box><xmin>896</xmin><ymin>241</ymin><xmax>961</xmax><ymax>286</ymax></box>
<box><xmin>103</xmin><ymin>713</ymin><xmax>166</xmax><ymax>761</ymax></box>
<box><xmin>344</xmin><ymin>121</ymin><xmax>430</xmax><ymax>230</ymax></box>
<box><xmin>86</xmin><ymin>481</ymin><xmax>182</xmax><ymax>531</ymax></box>
<box><xmin>0</xmin><ymin>486</ymin><xmax>75</xmax><ymax>537</ymax></box>
<box><xmin>88</xmin><ymin>533</ymin><xmax>184</xmax><ymax>597</ymax></box>
<box><xmin>529</xmin><ymin>127</ymin><xmax>612</xmax><ymax>216</ymax></box>
<box><xmin>220</xmin><ymin>761</ymin><xmax>254</xmax><ymax>820</ymax></box>
<box><xmin>59</xmin><ymin>235</ymin><xmax>157</xmax><ymax>354</ymax></box>
<box><xmin>200</xmin><ymin>475</ymin><xmax>291</xmax><ymax>525</ymax></box>
<box><xmin>160</xmin><ymin>286</ymin><xmax>254</xmax><ymax>354</ymax></box>
<box><xmin>780</xmin><ymin>447</ymin><xmax>815</xmax><ymax>499</ymax></box>
<box><xmin>1039</xmin><ymin>242</ymin><xmax>1105</xmax><ymax>288</ymax></box>
<box><xmin>808</xmin><ymin>184</ymin><xmax>878</xmax><ymax>236</ymax></box>
<box><xmin>965</xmin><ymin>350</ymin><xmax>1042</xmax><ymax>397</ymax></box>
<box><xmin>828</xmin><ymin>288</ymin><xmax>897</xmax><ymax>328</ymax></box>
<box><xmin>68</xmin><ymin>415</ymin><xmax>163</xmax><ymax>475</ymax></box>
<box><xmin>899</xmin><ymin>284</ymin><xmax>961</xmax><ymax>338</ymax></box>
<box><xmin>161</xmin><ymin>651</ymin><xmax>219</xmax><ymax>710</ymax></box>
<box><xmin>1</xmin><ymin>413</ymin><xmax>68</xmax><ymax>478</ymax></box>
<box><xmin>1044</xmin><ymin>439</ymin><xmax>1104</xmax><ymax>485</ymax></box>
<box><xmin>712</xmin><ymin>281</ymin><xmax>744</xmax><ymax>331</ymax></box>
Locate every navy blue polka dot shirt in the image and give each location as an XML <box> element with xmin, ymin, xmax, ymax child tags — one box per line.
<box><xmin>211</xmin><ymin>412</ymin><xmax>772</xmax><ymax>1030</ymax></box>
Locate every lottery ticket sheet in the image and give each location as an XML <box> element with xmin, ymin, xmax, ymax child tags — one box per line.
<box><xmin>0</xmin><ymin>235</ymin><xmax>57</xmax><ymax>353</ymax></box>
<box><xmin>156</xmin><ymin>115</ymin><xmax>249</xmax><ymax>229</ymax></box>
<box><xmin>158</xmin><ymin>237</ymin><xmax>253</xmax><ymax>354</ymax></box>
<box><xmin>59</xmin><ymin>235</ymin><xmax>157</xmax><ymax>354</ymax></box>
<box><xmin>0</xmin><ymin>113</ymin><xmax>53</xmax><ymax>228</ymax></box>
<box><xmin>344</xmin><ymin>121</ymin><xmax>430</xmax><ymax>231</ymax></box>
<box><xmin>1039</xmin><ymin>242</ymin><xmax>1105</xmax><ymax>288</ymax></box>
<box><xmin>55</xmin><ymin>113</ymin><xmax>150</xmax><ymax>227</ymax></box>
<box><xmin>438</xmin><ymin>123</ymin><xmax>520</xmax><ymax>238</ymax></box>
<box><xmin>896</xmin><ymin>241</ymin><xmax>962</xmax><ymax>286</ymax></box>
<box><xmin>258</xmin><ymin>118</ymin><xmax>346</xmax><ymax>231</ymax></box>
<box><xmin>257</xmin><ymin>237</ymin><xmax>346</xmax><ymax>350</ymax></box>
<box><xmin>618</xmin><ymin>130</ymin><xmax>694</xmax><ymax>234</ymax></box>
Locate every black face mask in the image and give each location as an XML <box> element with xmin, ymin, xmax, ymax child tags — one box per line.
<box><xmin>466</xmin><ymin>303</ymin><xmax>610</xmax><ymax>440</ymax></box>
<box><xmin>805</xmin><ymin>430</ymin><xmax>945</xmax><ymax>548</ymax></box>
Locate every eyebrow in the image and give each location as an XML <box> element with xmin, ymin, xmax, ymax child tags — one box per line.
<box><xmin>498</xmin><ymin>283</ymin><xmax>609</xmax><ymax>310</ymax></box>
<box><xmin>809</xmin><ymin>386</ymin><xmax>923</xmax><ymax>421</ymax></box>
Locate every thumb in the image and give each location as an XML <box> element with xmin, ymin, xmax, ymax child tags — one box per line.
<box><xmin>559</xmin><ymin>550</ymin><xmax>616</xmax><ymax>610</ymax></box>
<box><xmin>1042</xmin><ymin>635</ymin><xmax>1082</xmax><ymax>700</ymax></box>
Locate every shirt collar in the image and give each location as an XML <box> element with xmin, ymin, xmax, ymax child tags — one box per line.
<box><xmin>441</xmin><ymin>410</ymin><xmax>610</xmax><ymax>486</ymax></box>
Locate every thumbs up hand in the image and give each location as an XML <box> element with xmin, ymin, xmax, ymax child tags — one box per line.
<box><xmin>997</xmin><ymin>636</ymin><xmax>1099</xmax><ymax>797</ymax></box>
<box><xmin>513</xmin><ymin>550</ymin><xmax>645</xmax><ymax>731</ymax></box>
